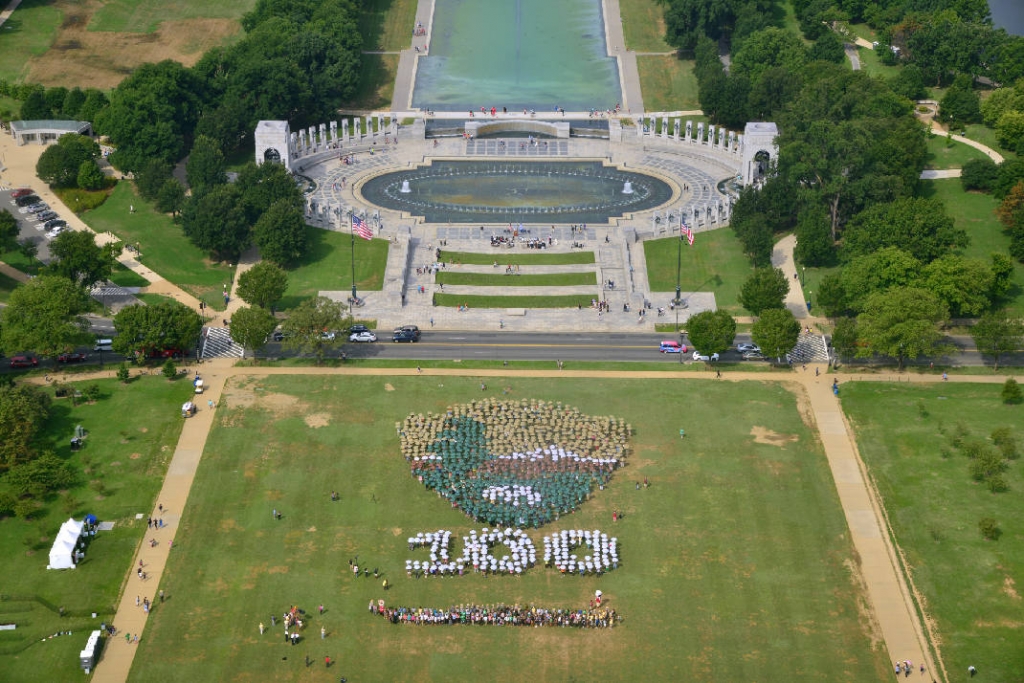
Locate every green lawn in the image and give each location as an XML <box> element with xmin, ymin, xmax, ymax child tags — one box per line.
<box><xmin>357</xmin><ymin>0</ymin><xmax>418</xmax><ymax>52</ymax></box>
<box><xmin>88</xmin><ymin>0</ymin><xmax>256</xmax><ymax>33</ymax></box>
<box><xmin>134</xmin><ymin>292</ymin><xmax>178</xmax><ymax>307</ymax></box>
<box><xmin>80</xmin><ymin>182</ymin><xmax>234</xmax><ymax>310</ymax></box>
<box><xmin>433</xmin><ymin>293</ymin><xmax>596</xmax><ymax>308</ymax></box>
<box><xmin>619</xmin><ymin>0</ymin><xmax>674</xmax><ymax>53</ymax></box>
<box><xmin>0</xmin><ymin>248</ymin><xmax>44</xmax><ymax>277</ymax></box>
<box><xmin>129</xmin><ymin>375</ymin><xmax>888</xmax><ymax>682</ymax></box>
<box><xmin>440</xmin><ymin>250</ymin><xmax>595</xmax><ymax>266</ymax></box>
<box><xmin>351</xmin><ymin>54</ymin><xmax>399</xmax><ymax>110</ymax></box>
<box><xmin>637</xmin><ymin>56</ymin><xmax>701</xmax><ymax>112</ymax></box>
<box><xmin>643</xmin><ymin>228</ymin><xmax>753</xmax><ymax>313</ymax></box>
<box><xmin>435</xmin><ymin>272</ymin><xmax>596</xmax><ymax>287</ymax></box>
<box><xmin>0</xmin><ymin>270</ymin><xmax>21</xmax><ymax>302</ymax></box>
<box><xmin>0</xmin><ymin>0</ymin><xmax>62</xmax><ymax>82</ymax></box>
<box><xmin>108</xmin><ymin>262</ymin><xmax>150</xmax><ymax>288</ymax></box>
<box><xmin>921</xmin><ymin>179</ymin><xmax>1024</xmax><ymax>315</ymax></box>
<box><xmin>924</xmin><ymin>133</ymin><xmax>988</xmax><ymax>169</ymax></box>
<box><xmin>278</xmin><ymin>227</ymin><xmax>389</xmax><ymax>310</ymax></box>
<box><xmin>842</xmin><ymin>383</ymin><xmax>1024</xmax><ymax>682</ymax></box>
<box><xmin>855</xmin><ymin>46</ymin><xmax>900</xmax><ymax>79</ymax></box>
<box><xmin>961</xmin><ymin>123</ymin><xmax>1017</xmax><ymax>161</ymax></box>
<box><xmin>0</xmin><ymin>376</ymin><xmax>190</xmax><ymax>682</ymax></box>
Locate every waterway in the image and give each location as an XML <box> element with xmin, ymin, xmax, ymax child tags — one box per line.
<box><xmin>412</xmin><ymin>0</ymin><xmax>621</xmax><ymax>112</ymax></box>
<box><xmin>989</xmin><ymin>0</ymin><xmax>1024</xmax><ymax>36</ymax></box>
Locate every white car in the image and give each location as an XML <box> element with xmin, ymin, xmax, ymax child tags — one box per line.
<box><xmin>692</xmin><ymin>350</ymin><xmax>720</xmax><ymax>362</ymax></box>
<box><xmin>46</xmin><ymin>226</ymin><xmax>67</xmax><ymax>239</ymax></box>
<box><xmin>349</xmin><ymin>331</ymin><xmax>377</xmax><ymax>343</ymax></box>
<box><xmin>736</xmin><ymin>343</ymin><xmax>760</xmax><ymax>354</ymax></box>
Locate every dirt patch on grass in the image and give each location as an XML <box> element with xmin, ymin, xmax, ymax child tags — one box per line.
<box><xmin>844</xmin><ymin>558</ymin><xmax>884</xmax><ymax>649</ymax></box>
<box><xmin>223</xmin><ymin>383</ymin><xmax>308</xmax><ymax>418</ymax></box>
<box><xmin>384</xmin><ymin>383</ymin><xmax>395</xmax><ymax>391</ymax></box>
<box><xmin>219</xmin><ymin>519</ymin><xmax>243</xmax><ymax>533</ymax></box>
<box><xmin>1004</xmin><ymin>576</ymin><xmax>1020</xmax><ymax>600</ymax></box>
<box><xmin>305</xmin><ymin>412</ymin><xmax>330</xmax><ymax>428</ymax></box>
<box><xmin>750</xmin><ymin>426</ymin><xmax>798</xmax><ymax>447</ymax></box>
<box><xmin>130</xmin><ymin>452</ymin><xmax>141</xmax><ymax>459</ymax></box>
<box><xmin>25</xmin><ymin>1</ymin><xmax>243</xmax><ymax>89</ymax></box>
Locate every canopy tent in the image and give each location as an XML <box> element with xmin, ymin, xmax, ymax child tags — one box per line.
<box><xmin>48</xmin><ymin>518</ymin><xmax>84</xmax><ymax>569</ymax></box>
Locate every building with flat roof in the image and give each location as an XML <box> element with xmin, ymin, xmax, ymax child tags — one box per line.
<box><xmin>10</xmin><ymin>120</ymin><xmax>92</xmax><ymax>145</ymax></box>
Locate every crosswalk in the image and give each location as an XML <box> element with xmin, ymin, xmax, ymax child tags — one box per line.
<box><xmin>201</xmin><ymin>327</ymin><xmax>244</xmax><ymax>359</ymax></box>
<box><xmin>786</xmin><ymin>333</ymin><xmax>831</xmax><ymax>364</ymax></box>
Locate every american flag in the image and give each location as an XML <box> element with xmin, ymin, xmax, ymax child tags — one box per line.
<box><xmin>682</xmin><ymin>224</ymin><xmax>694</xmax><ymax>246</ymax></box>
<box><xmin>352</xmin><ymin>214</ymin><xmax>373</xmax><ymax>240</ymax></box>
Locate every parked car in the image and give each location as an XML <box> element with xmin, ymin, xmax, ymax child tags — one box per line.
<box><xmin>348</xmin><ymin>331</ymin><xmax>377</xmax><ymax>343</ymax></box>
<box><xmin>15</xmin><ymin>194</ymin><xmax>40</xmax><ymax>207</ymax></box>
<box><xmin>270</xmin><ymin>330</ymin><xmax>291</xmax><ymax>342</ymax></box>
<box><xmin>659</xmin><ymin>340</ymin><xmax>686</xmax><ymax>353</ymax></box>
<box><xmin>320</xmin><ymin>331</ymin><xmax>336</xmax><ymax>340</ymax></box>
<box><xmin>348</xmin><ymin>324</ymin><xmax>370</xmax><ymax>335</ymax></box>
<box><xmin>36</xmin><ymin>210</ymin><xmax>58</xmax><ymax>222</ymax></box>
<box><xmin>10</xmin><ymin>355</ymin><xmax>38</xmax><ymax>368</ymax></box>
<box><xmin>27</xmin><ymin>203</ymin><xmax>49</xmax><ymax>213</ymax></box>
<box><xmin>46</xmin><ymin>226</ymin><xmax>67</xmax><ymax>239</ymax></box>
<box><xmin>11</xmin><ymin>188</ymin><xmax>34</xmax><ymax>199</ymax></box>
<box><xmin>44</xmin><ymin>219</ymin><xmax>66</xmax><ymax>231</ymax></box>
<box><xmin>57</xmin><ymin>352</ymin><xmax>87</xmax><ymax>363</ymax></box>
<box><xmin>394</xmin><ymin>324</ymin><xmax>420</xmax><ymax>335</ymax></box>
<box><xmin>94</xmin><ymin>339</ymin><xmax>113</xmax><ymax>352</ymax></box>
<box><xmin>692</xmin><ymin>350</ymin><xmax>720</xmax><ymax>362</ymax></box>
<box><xmin>742</xmin><ymin>351</ymin><xmax>765</xmax><ymax>361</ymax></box>
<box><xmin>737</xmin><ymin>343</ymin><xmax>760</xmax><ymax>354</ymax></box>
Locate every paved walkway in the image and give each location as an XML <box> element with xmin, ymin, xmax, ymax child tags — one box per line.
<box><xmin>0</xmin><ymin>260</ymin><xmax>30</xmax><ymax>283</ymax></box>
<box><xmin>74</xmin><ymin>359</ymin><xmax>966</xmax><ymax>681</ymax></box>
<box><xmin>772</xmin><ymin>234</ymin><xmax>810</xmax><ymax>321</ymax></box>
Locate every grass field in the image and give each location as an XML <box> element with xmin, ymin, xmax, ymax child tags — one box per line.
<box><xmin>619</xmin><ymin>0</ymin><xmax>674</xmax><ymax>53</ymax></box>
<box><xmin>0</xmin><ymin>248</ymin><xmax>44</xmax><ymax>277</ymax></box>
<box><xmin>441</xmin><ymin>251</ymin><xmax>595</xmax><ymax>266</ymax></box>
<box><xmin>961</xmin><ymin>124</ymin><xmax>1016</xmax><ymax>160</ymax></box>
<box><xmin>435</xmin><ymin>272</ymin><xmax>596</xmax><ymax>287</ymax></box>
<box><xmin>921</xmin><ymin>179</ymin><xmax>1024</xmax><ymax>315</ymax></box>
<box><xmin>643</xmin><ymin>228</ymin><xmax>752</xmax><ymax>313</ymax></box>
<box><xmin>128</xmin><ymin>375</ymin><xmax>888</xmax><ymax>681</ymax></box>
<box><xmin>108</xmin><ymin>262</ymin><xmax>150</xmax><ymax>288</ymax></box>
<box><xmin>351</xmin><ymin>54</ymin><xmax>399</xmax><ymax>110</ymax></box>
<box><xmin>0</xmin><ymin>376</ymin><xmax>190</xmax><ymax>682</ymax></box>
<box><xmin>637</xmin><ymin>57</ymin><xmax>701</xmax><ymax>112</ymax></box>
<box><xmin>432</xmin><ymin>293</ymin><xmax>596</xmax><ymax>309</ymax></box>
<box><xmin>81</xmin><ymin>182</ymin><xmax>234</xmax><ymax>311</ymax></box>
<box><xmin>924</xmin><ymin>133</ymin><xmax>988</xmax><ymax>169</ymax></box>
<box><xmin>278</xmin><ymin>228</ymin><xmax>388</xmax><ymax>310</ymax></box>
<box><xmin>0</xmin><ymin>0</ymin><xmax>62</xmax><ymax>82</ymax></box>
<box><xmin>88</xmin><ymin>0</ymin><xmax>256</xmax><ymax>33</ymax></box>
<box><xmin>842</xmin><ymin>382</ymin><xmax>1024</xmax><ymax>682</ymax></box>
<box><xmin>855</xmin><ymin>47</ymin><xmax>900</xmax><ymax>79</ymax></box>
<box><xmin>357</xmin><ymin>0</ymin><xmax>418</xmax><ymax>52</ymax></box>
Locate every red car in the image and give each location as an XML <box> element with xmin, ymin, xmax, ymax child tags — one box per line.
<box><xmin>57</xmin><ymin>352</ymin><xmax>87</xmax><ymax>363</ymax></box>
<box><xmin>10</xmin><ymin>188</ymin><xmax>34</xmax><ymax>199</ymax></box>
<box><xmin>10</xmin><ymin>355</ymin><xmax>38</xmax><ymax>368</ymax></box>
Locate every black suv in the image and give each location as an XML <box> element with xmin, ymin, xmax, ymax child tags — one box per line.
<box><xmin>348</xmin><ymin>324</ymin><xmax>370</xmax><ymax>335</ymax></box>
<box><xmin>15</xmin><ymin>194</ymin><xmax>41</xmax><ymax>207</ymax></box>
<box><xmin>392</xmin><ymin>327</ymin><xmax>420</xmax><ymax>343</ymax></box>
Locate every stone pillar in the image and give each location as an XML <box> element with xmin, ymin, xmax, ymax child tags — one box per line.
<box><xmin>673</xmin><ymin>119</ymin><xmax>680</xmax><ymax>141</ymax></box>
<box><xmin>707</xmin><ymin>125</ymin><xmax>715</xmax><ymax>147</ymax></box>
<box><xmin>636</xmin><ymin>118</ymin><xmax>643</xmax><ymax>139</ymax></box>
<box><xmin>661</xmin><ymin>117</ymin><xmax>668</xmax><ymax>139</ymax></box>
<box><xmin>696</xmin><ymin>123</ymin><xmax>705</xmax><ymax>145</ymax></box>
<box><xmin>342</xmin><ymin>119</ymin><xmax>349</xmax><ymax>143</ymax></box>
<box><xmin>330</xmin><ymin>121</ymin><xmax>338</xmax><ymax>145</ymax></box>
<box><xmin>377</xmin><ymin>114</ymin><xmax>385</xmax><ymax>136</ymax></box>
<box><xmin>685</xmin><ymin>120</ymin><xmax>693</xmax><ymax>142</ymax></box>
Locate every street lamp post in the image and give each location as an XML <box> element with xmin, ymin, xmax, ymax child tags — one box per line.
<box><xmin>674</xmin><ymin>231</ymin><xmax>683</xmax><ymax>305</ymax></box>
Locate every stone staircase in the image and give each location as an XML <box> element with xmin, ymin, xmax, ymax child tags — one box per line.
<box><xmin>785</xmin><ymin>332</ymin><xmax>831</xmax><ymax>364</ymax></box>
<box><xmin>200</xmin><ymin>327</ymin><xmax>244</xmax><ymax>359</ymax></box>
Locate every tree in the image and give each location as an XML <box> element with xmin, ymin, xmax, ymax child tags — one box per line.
<box><xmin>116</xmin><ymin>362</ymin><xmax>131</xmax><ymax>384</ymax></box>
<box><xmin>990</xmin><ymin>253</ymin><xmax>1014</xmax><ymax>302</ymax></box>
<box><xmin>1003</xmin><ymin>378</ymin><xmax>1023</xmax><ymax>405</ymax></box>
<box><xmin>134</xmin><ymin>158</ymin><xmax>173</xmax><ymax>201</ymax></box>
<box><xmin>831</xmin><ymin>316</ymin><xmax>858</xmax><ymax>366</ymax></box>
<box><xmin>112</xmin><ymin>300</ymin><xmax>203</xmax><ymax>361</ymax></box>
<box><xmin>229</xmin><ymin>305</ymin><xmax>278</xmax><ymax>359</ymax></box>
<box><xmin>842</xmin><ymin>197</ymin><xmax>966</xmax><ymax>263</ymax></box>
<box><xmin>752</xmin><ymin>308</ymin><xmax>801</xmax><ymax>363</ymax></box>
<box><xmin>856</xmin><ymin>287</ymin><xmax>949</xmax><ymax>370</ymax></box>
<box><xmin>236</xmin><ymin>161</ymin><xmax>303</xmax><ymax>224</ymax></box>
<box><xmin>0</xmin><ymin>209</ymin><xmax>19</xmax><ymax>253</ymax></box>
<box><xmin>921</xmin><ymin>254</ymin><xmax>994</xmax><ymax>318</ymax></box>
<box><xmin>155</xmin><ymin>178</ymin><xmax>186</xmax><ymax>216</ymax></box>
<box><xmin>793</xmin><ymin>208</ymin><xmax>836</xmax><ymax>267</ymax></box>
<box><xmin>996</xmin><ymin>180</ymin><xmax>1024</xmax><ymax>228</ymax></box>
<box><xmin>237</xmin><ymin>261</ymin><xmax>288</xmax><ymax>310</ymax></box>
<box><xmin>162</xmin><ymin>359</ymin><xmax>178</xmax><ymax>379</ymax></box>
<box><xmin>0</xmin><ymin>384</ymin><xmax>51</xmax><ymax>472</ymax></box>
<box><xmin>971</xmin><ymin>311</ymin><xmax>1024</xmax><ymax>370</ymax></box>
<box><xmin>76</xmin><ymin>160</ymin><xmax>106</xmax><ymax>191</ymax></box>
<box><xmin>888</xmin><ymin>64</ymin><xmax>926</xmax><ymax>100</ymax></box>
<box><xmin>185</xmin><ymin>135</ymin><xmax>227</xmax><ymax>198</ymax></box>
<box><xmin>840</xmin><ymin>247</ymin><xmax>923</xmax><ymax>313</ymax></box>
<box><xmin>662</xmin><ymin>0</ymin><xmax>739</xmax><ymax>50</ymax></box>
<box><xmin>180</xmin><ymin>184</ymin><xmax>250</xmax><ymax>261</ymax></box>
<box><xmin>46</xmin><ymin>230</ymin><xmax>116</xmax><ymax>289</ymax></box>
<box><xmin>808</xmin><ymin>30</ymin><xmax>845</xmax><ymax>64</ymax></box>
<box><xmin>997</xmin><ymin>110</ymin><xmax>1024</xmax><ymax>153</ymax></box>
<box><xmin>732</xmin><ymin>28</ymin><xmax>808</xmax><ymax>82</ymax></box>
<box><xmin>738</xmin><ymin>267</ymin><xmax>789</xmax><ymax>316</ymax></box>
<box><xmin>281</xmin><ymin>295</ymin><xmax>349</xmax><ymax>365</ymax></box>
<box><xmin>18</xmin><ymin>87</ymin><xmax>48</xmax><ymax>120</ymax></box>
<box><xmin>685</xmin><ymin>309</ymin><xmax>736</xmax><ymax>358</ymax></box>
<box><xmin>62</xmin><ymin>87</ymin><xmax>85</xmax><ymax>118</ymax></box>
<box><xmin>252</xmin><ymin>200</ymin><xmax>307</xmax><ymax>266</ymax></box>
<box><xmin>960</xmin><ymin>157</ymin><xmax>998</xmax><ymax>192</ymax></box>
<box><xmin>937</xmin><ymin>76</ymin><xmax>981</xmax><ymax>127</ymax></box>
<box><xmin>816</xmin><ymin>273</ymin><xmax>849</xmax><ymax>318</ymax></box>
<box><xmin>0</xmin><ymin>276</ymin><xmax>91</xmax><ymax>357</ymax></box>
<box><xmin>35</xmin><ymin>133</ymin><xmax>100</xmax><ymax>188</ymax></box>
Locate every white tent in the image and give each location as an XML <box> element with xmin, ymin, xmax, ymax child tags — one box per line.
<box><xmin>48</xmin><ymin>518</ymin><xmax>84</xmax><ymax>570</ymax></box>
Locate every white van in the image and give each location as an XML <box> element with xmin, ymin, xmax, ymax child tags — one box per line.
<box><xmin>94</xmin><ymin>339</ymin><xmax>113</xmax><ymax>352</ymax></box>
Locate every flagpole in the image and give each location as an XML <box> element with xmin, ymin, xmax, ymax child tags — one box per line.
<box><xmin>350</xmin><ymin>215</ymin><xmax>357</xmax><ymax>301</ymax></box>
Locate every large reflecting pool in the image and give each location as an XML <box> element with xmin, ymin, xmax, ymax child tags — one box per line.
<box><xmin>359</xmin><ymin>161</ymin><xmax>674</xmax><ymax>223</ymax></box>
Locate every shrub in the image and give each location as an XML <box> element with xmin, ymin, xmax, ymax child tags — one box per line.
<box><xmin>1002</xmin><ymin>377</ymin><xmax>1023</xmax><ymax>404</ymax></box>
<box><xmin>978</xmin><ymin>517</ymin><xmax>1002</xmax><ymax>540</ymax></box>
<box><xmin>85</xmin><ymin>384</ymin><xmax>102</xmax><ymax>402</ymax></box>
<box><xmin>949</xmin><ymin>421</ymin><xmax>970</xmax><ymax>448</ymax></box>
<box><xmin>54</xmin><ymin>186</ymin><xmax>113</xmax><ymax>213</ymax></box>
<box><xmin>161</xmin><ymin>359</ymin><xmax>178</xmax><ymax>379</ymax></box>
<box><xmin>991</xmin><ymin>427</ymin><xmax>1018</xmax><ymax>459</ymax></box>
<box><xmin>987</xmin><ymin>474</ymin><xmax>1009</xmax><ymax>493</ymax></box>
<box><xmin>969</xmin><ymin>450</ymin><xmax>1007</xmax><ymax>481</ymax></box>
<box><xmin>116</xmin><ymin>362</ymin><xmax>130</xmax><ymax>384</ymax></box>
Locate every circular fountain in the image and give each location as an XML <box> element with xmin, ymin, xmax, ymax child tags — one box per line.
<box><xmin>360</xmin><ymin>161</ymin><xmax>674</xmax><ymax>223</ymax></box>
